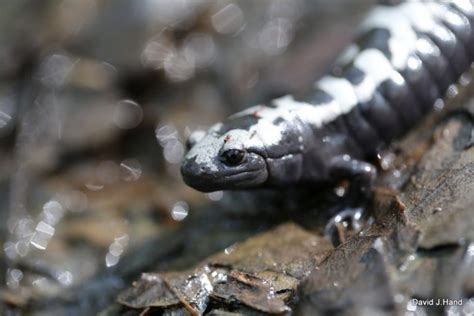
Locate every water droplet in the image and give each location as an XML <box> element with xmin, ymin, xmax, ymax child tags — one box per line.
<box><xmin>259</xmin><ymin>18</ymin><xmax>293</xmax><ymax>55</ymax></box>
<box><xmin>39</xmin><ymin>54</ymin><xmax>76</xmax><ymax>87</ymax></box>
<box><xmin>15</xmin><ymin>241</ymin><xmax>29</xmax><ymax>257</ymax></box>
<box><xmin>212</xmin><ymin>4</ymin><xmax>245</xmax><ymax>35</ymax></box>
<box><xmin>466</xmin><ymin>243</ymin><xmax>474</xmax><ymax>257</ymax></box>
<box><xmin>433</xmin><ymin>207</ymin><xmax>442</xmax><ymax>214</ymax></box>
<box><xmin>120</xmin><ymin>159</ymin><xmax>142</xmax><ymax>182</ymax></box>
<box><xmin>155</xmin><ymin>123</ymin><xmax>179</xmax><ymax>146</ymax></box>
<box><xmin>399</xmin><ymin>254</ymin><xmax>416</xmax><ymax>272</ymax></box>
<box><xmin>171</xmin><ymin>201</ymin><xmax>189</xmax><ymax>221</ymax></box>
<box><xmin>30</xmin><ymin>221</ymin><xmax>55</xmax><ymax>250</ymax></box>
<box><xmin>85</xmin><ymin>183</ymin><xmax>104</xmax><ymax>191</ymax></box>
<box><xmin>463</xmin><ymin>298</ymin><xmax>474</xmax><ymax>315</ymax></box>
<box><xmin>155</xmin><ymin>123</ymin><xmax>185</xmax><ymax>164</ymax></box>
<box><xmin>434</xmin><ymin>99</ymin><xmax>445</xmax><ymax>111</ymax></box>
<box><xmin>109</xmin><ymin>242</ymin><xmax>124</xmax><ymax>256</ymax></box>
<box><xmin>31</xmin><ymin>277</ymin><xmax>54</xmax><ymax>293</ymax></box>
<box><xmin>9</xmin><ymin>269</ymin><xmax>23</xmax><ymax>282</ymax></box>
<box><xmin>6</xmin><ymin>268</ymin><xmax>23</xmax><ymax>289</ymax></box>
<box><xmin>201</xmin><ymin>273</ymin><xmax>213</xmax><ymax>292</ymax></box>
<box><xmin>114</xmin><ymin>234</ymin><xmax>129</xmax><ymax>247</ymax></box>
<box><xmin>61</xmin><ymin>190</ymin><xmax>88</xmax><ymax>213</ymax></box>
<box><xmin>164</xmin><ymin>52</ymin><xmax>195</xmax><ymax>82</ymax></box>
<box><xmin>379</xmin><ymin>152</ymin><xmax>396</xmax><ymax>170</ymax></box>
<box><xmin>142</xmin><ymin>273</ymin><xmax>160</xmax><ymax>282</ymax></box>
<box><xmin>446</xmin><ymin>84</ymin><xmax>459</xmax><ymax>99</ymax></box>
<box><xmin>372</xmin><ymin>238</ymin><xmax>384</xmax><ymax>253</ymax></box>
<box><xmin>210</xmin><ymin>269</ymin><xmax>228</xmax><ymax>283</ymax></box>
<box><xmin>394</xmin><ymin>293</ymin><xmax>405</xmax><ymax>304</ymax></box>
<box><xmin>406</xmin><ymin>299</ymin><xmax>417</xmax><ymax>312</ymax></box>
<box><xmin>459</xmin><ymin>72</ymin><xmax>472</xmax><ymax>87</ymax></box>
<box><xmin>58</xmin><ymin>271</ymin><xmax>74</xmax><ymax>287</ymax></box>
<box><xmin>407</xmin><ymin>56</ymin><xmax>421</xmax><ymax>71</ymax></box>
<box><xmin>13</xmin><ymin>218</ymin><xmax>35</xmax><ymax>239</ymax></box>
<box><xmin>446</xmin><ymin>305</ymin><xmax>461</xmax><ymax>316</ymax></box>
<box><xmin>105</xmin><ymin>252</ymin><xmax>120</xmax><ymax>267</ymax></box>
<box><xmin>104</xmin><ymin>234</ymin><xmax>129</xmax><ymax>268</ymax></box>
<box><xmin>113</xmin><ymin>100</ymin><xmax>143</xmax><ymax>129</ymax></box>
<box><xmin>4</xmin><ymin>241</ymin><xmax>17</xmax><ymax>259</ymax></box>
<box><xmin>141</xmin><ymin>36</ymin><xmax>174</xmax><ymax>69</ymax></box>
<box><xmin>207</xmin><ymin>191</ymin><xmax>224</xmax><ymax>201</ymax></box>
<box><xmin>163</xmin><ymin>140</ymin><xmax>185</xmax><ymax>164</ymax></box>
<box><xmin>224</xmin><ymin>244</ymin><xmax>236</xmax><ymax>255</ymax></box>
<box><xmin>0</xmin><ymin>92</ymin><xmax>14</xmax><ymax>134</ymax></box>
<box><xmin>334</xmin><ymin>186</ymin><xmax>346</xmax><ymax>197</ymax></box>
<box><xmin>0</xmin><ymin>110</ymin><xmax>12</xmax><ymax>129</ymax></box>
<box><xmin>183</xmin><ymin>33</ymin><xmax>216</xmax><ymax>68</ymax></box>
<box><xmin>42</xmin><ymin>200</ymin><xmax>64</xmax><ymax>226</ymax></box>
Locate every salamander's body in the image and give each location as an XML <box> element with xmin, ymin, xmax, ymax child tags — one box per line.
<box><xmin>181</xmin><ymin>0</ymin><xmax>474</xmax><ymax>193</ymax></box>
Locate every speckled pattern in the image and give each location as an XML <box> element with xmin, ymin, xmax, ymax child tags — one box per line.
<box><xmin>182</xmin><ymin>0</ymin><xmax>474</xmax><ymax>192</ymax></box>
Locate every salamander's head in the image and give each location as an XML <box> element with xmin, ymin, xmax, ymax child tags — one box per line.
<box><xmin>181</xmin><ymin>119</ymin><xmax>269</xmax><ymax>192</ymax></box>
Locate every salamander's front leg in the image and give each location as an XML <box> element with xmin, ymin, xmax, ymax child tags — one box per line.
<box><xmin>324</xmin><ymin>156</ymin><xmax>377</xmax><ymax>245</ymax></box>
<box><xmin>329</xmin><ymin>155</ymin><xmax>377</xmax><ymax>204</ymax></box>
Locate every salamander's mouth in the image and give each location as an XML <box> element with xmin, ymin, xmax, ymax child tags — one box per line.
<box><xmin>182</xmin><ymin>168</ymin><xmax>268</xmax><ymax>192</ymax></box>
<box><xmin>180</xmin><ymin>153</ymin><xmax>268</xmax><ymax>192</ymax></box>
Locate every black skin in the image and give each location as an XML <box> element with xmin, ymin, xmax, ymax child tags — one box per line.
<box><xmin>181</xmin><ymin>1</ymin><xmax>474</xmax><ymax>204</ymax></box>
<box><xmin>329</xmin><ymin>155</ymin><xmax>377</xmax><ymax>203</ymax></box>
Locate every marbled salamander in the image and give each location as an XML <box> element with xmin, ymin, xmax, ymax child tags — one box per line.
<box><xmin>181</xmin><ymin>0</ymin><xmax>474</xmax><ymax>194</ymax></box>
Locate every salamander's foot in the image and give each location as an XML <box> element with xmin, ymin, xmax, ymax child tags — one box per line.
<box><xmin>324</xmin><ymin>206</ymin><xmax>368</xmax><ymax>246</ymax></box>
<box><xmin>438</xmin><ymin>108</ymin><xmax>474</xmax><ymax>150</ymax></box>
<box><xmin>329</xmin><ymin>155</ymin><xmax>377</xmax><ymax>204</ymax></box>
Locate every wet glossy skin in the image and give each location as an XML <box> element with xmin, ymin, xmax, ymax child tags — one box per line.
<box><xmin>181</xmin><ymin>128</ymin><xmax>269</xmax><ymax>191</ymax></box>
<box><xmin>181</xmin><ymin>0</ymin><xmax>474</xmax><ymax>193</ymax></box>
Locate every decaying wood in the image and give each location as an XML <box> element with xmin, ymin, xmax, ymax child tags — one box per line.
<box><xmin>115</xmin><ymin>224</ymin><xmax>332</xmax><ymax>315</ymax></box>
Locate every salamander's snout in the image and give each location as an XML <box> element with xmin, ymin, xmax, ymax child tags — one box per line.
<box><xmin>180</xmin><ymin>156</ymin><xmax>223</xmax><ymax>192</ymax></box>
<box><xmin>180</xmin><ymin>131</ymin><xmax>224</xmax><ymax>192</ymax></box>
<box><xmin>181</xmin><ymin>157</ymin><xmax>210</xmax><ymax>179</ymax></box>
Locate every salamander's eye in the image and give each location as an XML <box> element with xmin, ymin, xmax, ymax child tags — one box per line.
<box><xmin>220</xmin><ymin>149</ymin><xmax>246</xmax><ymax>166</ymax></box>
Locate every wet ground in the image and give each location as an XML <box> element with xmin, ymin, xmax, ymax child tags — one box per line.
<box><xmin>0</xmin><ymin>1</ymin><xmax>473</xmax><ymax>316</ymax></box>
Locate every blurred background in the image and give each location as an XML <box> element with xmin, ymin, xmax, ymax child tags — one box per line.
<box><xmin>0</xmin><ymin>1</ymin><xmax>374</xmax><ymax>314</ymax></box>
